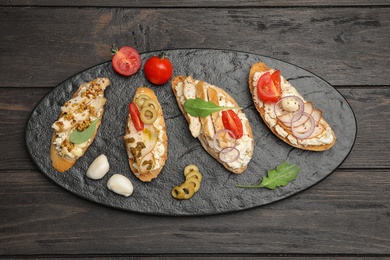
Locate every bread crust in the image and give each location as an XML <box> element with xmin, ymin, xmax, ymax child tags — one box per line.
<box><xmin>172</xmin><ymin>76</ymin><xmax>254</xmax><ymax>174</ymax></box>
<box><xmin>50</xmin><ymin>78</ymin><xmax>109</xmax><ymax>172</ymax></box>
<box><xmin>50</xmin><ymin>117</ymin><xmax>102</xmax><ymax>172</ymax></box>
<box><xmin>249</xmin><ymin>62</ymin><xmax>336</xmax><ymax>151</ymax></box>
<box><xmin>125</xmin><ymin>87</ymin><xmax>168</xmax><ymax>182</ymax></box>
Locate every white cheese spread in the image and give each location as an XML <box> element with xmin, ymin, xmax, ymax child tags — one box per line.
<box><xmin>253</xmin><ymin>71</ymin><xmax>333</xmax><ymax>147</ymax></box>
<box><xmin>124</xmin><ymin>94</ymin><xmax>166</xmax><ymax>174</ymax></box>
<box><xmin>176</xmin><ymin>77</ymin><xmax>253</xmax><ymax>170</ymax></box>
<box><xmin>51</xmin><ymin>78</ymin><xmax>109</xmax><ymax>160</ymax></box>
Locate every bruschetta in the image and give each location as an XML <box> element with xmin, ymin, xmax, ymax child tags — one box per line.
<box><xmin>172</xmin><ymin>76</ymin><xmax>254</xmax><ymax>174</ymax></box>
<box><xmin>50</xmin><ymin>77</ymin><xmax>110</xmax><ymax>172</ymax></box>
<box><xmin>124</xmin><ymin>87</ymin><xmax>168</xmax><ymax>182</ymax></box>
<box><xmin>249</xmin><ymin>62</ymin><xmax>336</xmax><ymax>151</ymax></box>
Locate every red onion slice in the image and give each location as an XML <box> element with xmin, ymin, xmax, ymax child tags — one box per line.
<box><xmin>274</xmin><ymin>96</ymin><xmax>304</xmax><ymax>125</ymax></box>
<box><xmin>213</xmin><ymin>129</ymin><xmax>236</xmax><ymax>152</ymax></box>
<box><xmin>219</xmin><ymin>146</ymin><xmax>240</xmax><ymax>163</ymax></box>
<box><xmin>291</xmin><ymin>112</ymin><xmax>316</xmax><ymax>139</ymax></box>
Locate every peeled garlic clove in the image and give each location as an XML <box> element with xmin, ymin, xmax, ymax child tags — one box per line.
<box><xmin>107</xmin><ymin>174</ymin><xmax>134</xmax><ymax>197</ymax></box>
<box><xmin>86</xmin><ymin>154</ymin><xmax>109</xmax><ymax>180</ymax></box>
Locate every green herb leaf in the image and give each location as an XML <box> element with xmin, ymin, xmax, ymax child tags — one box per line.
<box><xmin>184</xmin><ymin>98</ymin><xmax>241</xmax><ymax>118</ymax></box>
<box><xmin>236</xmin><ymin>162</ymin><xmax>300</xmax><ymax>190</ymax></box>
<box><xmin>70</xmin><ymin>118</ymin><xmax>100</xmax><ymax>144</ymax></box>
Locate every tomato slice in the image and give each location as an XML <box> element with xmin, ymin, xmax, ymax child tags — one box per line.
<box><xmin>221</xmin><ymin>110</ymin><xmax>243</xmax><ymax>139</ymax></box>
<box><xmin>112</xmin><ymin>46</ymin><xmax>142</xmax><ymax>76</ymax></box>
<box><xmin>256</xmin><ymin>70</ymin><xmax>282</xmax><ymax>103</ymax></box>
<box><xmin>129</xmin><ymin>102</ymin><xmax>144</xmax><ymax>131</ymax></box>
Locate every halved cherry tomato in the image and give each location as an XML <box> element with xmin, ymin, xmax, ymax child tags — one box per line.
<box><xmin>111</xmin><ymin>45</ymin><xmax>142</xmax><ymax>76</ymax></box>
<box><xmin>143</xmin><ymin>52</ymin><xmax>173</xmax><ymax>85</ymax></box>
<box><xmin>221</xmin><ymin>110</ymin><xmax>243</xmax><ymax>139</ymax></box>
<box><xmin>257</xmin><ymin>70</ymin><xmax>282</xmax><ymax>103</ymax></box>
<box><xmin>129</xmin><ymin>102</ymin><xmax>144</xmax><ymax>131</ymax></box>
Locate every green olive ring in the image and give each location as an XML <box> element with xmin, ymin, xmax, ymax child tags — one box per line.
<box><xmin>180</xmin><ymin>182</ymin><xmax>195</xmax><ymax>199</ymax></box>
<box><xmin>135</xmin><ymin>94</ymin><xmax>150</xmax><ymax>108</ymax></box>
<box><xmin>185</xmin><ymin>171</ymin><xmax>202</xmax><ymax>182</ymax></box>
<box><xmin>140</xmin><ymin>106</ymin><xmax>157</xmax><ymax>124</ymax></box>
<box><xmin>171</xmin><ymin>184</ymin><xmax>195</xmax><ymax>199</ymax></box>
<box><xmin>185</xmin><ymin>176</ymin><xmax>201</xmax><ymax>192</ymax></box>
<box><xmin>184</xmin><ymin>164</ymin><xmax>199</xmax><ymax>177</ymax></box>
<box><xmin>142</xmin><ymin>99</ymin><xmax>160</xmax><ymax>112</ymax></box>
<box><xmin>171</xmin><ymin>164</ymin><xmax>202</xmax><ymax>200</ymax></box>
<box><xmin>171</xmin><ymin>186</ymin><xmax>185</xmax><ymax>199</ymax></box>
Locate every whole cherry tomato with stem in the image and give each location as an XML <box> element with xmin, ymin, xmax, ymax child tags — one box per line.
<box><xmin>143</xmin><ymin>52</ymin><xmax>173</xmax><ymax>85</ymax></box>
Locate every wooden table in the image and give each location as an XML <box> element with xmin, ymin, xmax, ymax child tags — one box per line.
<box><xmin>1</xmin><ymin>1</ymin><xmax>389</xmax><ymax>258</ymax></box>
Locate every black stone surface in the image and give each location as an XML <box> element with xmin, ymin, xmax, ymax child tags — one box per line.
<box><xmin>25</xmin><ymin>49</ymin><xmax>356</xmax><ymax>216</ymax></box>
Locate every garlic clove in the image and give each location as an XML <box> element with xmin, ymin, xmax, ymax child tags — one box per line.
<box><xmin>107</xmin><ymin>174</ymin><xmax>134</xmax><ymax>197</ymax></box>
<box><xmin>86</xmin><ymin>154</ymin><xmax>109</xmax><ymax>180</ymax></box>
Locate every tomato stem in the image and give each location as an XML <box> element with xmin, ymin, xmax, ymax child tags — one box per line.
<box><xmin>111</xmin><ymin>44</ymin><xmax>119</xmax><ymax>55</ymax></box>
<box><xmin>158</xmin><ymin>52</ymin><xmax>167</xmax><ymax>60</ymax></box>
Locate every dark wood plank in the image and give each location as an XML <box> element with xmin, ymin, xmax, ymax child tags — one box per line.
<box><xmin>0</xmin><ymin>88</ymin><xmax>51</xmax><ymax>170</ymax></box>
<box><xmin>2</xmin><ymin>0</ymin><xmax>390</xmax><ymax>7</ymax></box>
<box><xmin>0</xmin><ymin>169</ymin><xmax>388</xmax><ymax>255</ymax></box>
<box><xmin>0</xmin><ymin>87</ymin><xmax>388</xmax><ymax>170</ymax></box>
<box><xmin>0</xmin><ymin>7</ymin><xmax>388</xmax><ymax>87</ymax></box>
<box><xmin>338</xmin><ymin>87</ymin><xmax>390</xmax><ymax>169</ymax></box>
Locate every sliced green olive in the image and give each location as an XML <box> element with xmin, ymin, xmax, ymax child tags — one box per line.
<box><xmin>140</xmin><ymin>107</ymin><xmax>157</xmax><ymax>124</ymax></box>
<box><xmin>185</xmin><ymin>176</ymin><xmax>201</xmax><ymax>192</ymax></box>
<box><xmin>185</xmin><ymin>171</ymin><xmax>202</xmax><ymax>182</ymax></box>
<box><xmin>171</xmin><ymin>184</ymin><xmax>195</xmax><ymax>200</ymax></box>
<box><xmin>179</xmin><ymin>182</ymin><xmax>195</xmax><ymax>199</ymax></box>
<box><xmin>135</xmin><ymin>94</ymin><xmax>150</xmax><ymax>108</ymax></box>
<box><xmin>142</xmin><ymin>99</ymin><xmax>160</xmax><ymax>112</ymax></box>
<box><xmin>171</xmin><ymin>186</ymin><xmax>185</xmax><ymax>199</ymax></box>
<box><xmin>184</xmin><ymin>164</ymin><xmax>199</xmax><ymax>177</ymax></box>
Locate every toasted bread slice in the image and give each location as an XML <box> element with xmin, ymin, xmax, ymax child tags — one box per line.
<box><xmin>172</xmin><ymin>76</ymin><xmax>254</xmax><ymax>174</ymax></box>
<box><xmin>50</xmin><ymin>78</ymin><xmax>110</xmax><ymax>172</ymax></box>
<box><xmin>124</xmin><ymin>87</ymin><xmax>168</xmax><ymax>182</ymax></box>
<box><xmin>249</xmin><ymin>62</ymin><xmax>336</xmax><ymax>151</ymax></box>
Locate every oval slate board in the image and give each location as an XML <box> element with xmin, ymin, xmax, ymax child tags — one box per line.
<box><xmin>26</xmin><ymin>49</ymin><xmax>356</xmax><ymax>216</ymax></box>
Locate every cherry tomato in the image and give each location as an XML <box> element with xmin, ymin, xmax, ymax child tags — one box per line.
<box><xmin>128</xmin><ymin>102</ymin><xmax>144</xmax><ymax>131</ymax></box>
<box><xmin>257</xmin><ymin>70</ymin><xmax>282</xmax><ymax>103</ymax></box>
<box><xmin>221</xmin><ymin>110</ymin><xmax>243</xmax><ymax>139</ymax></box>
<box><xmin>143</xmin><ymin>52</ymin><xmax>173</xmax><ymax>85</ymax></box>
<box><xmin>111</xmin><ymin>45</ymin><xmax>142</xmax><ymax>76</ymax></box>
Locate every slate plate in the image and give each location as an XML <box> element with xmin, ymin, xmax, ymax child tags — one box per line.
<box><xmin>26</xmin><ymin>49</ymin><xmax>356</xmax><ymax>216</ymax></box>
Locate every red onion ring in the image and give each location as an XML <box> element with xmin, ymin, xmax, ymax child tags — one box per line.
<box><xmin>291</xmin><ymin>112</ymin><xmax>315</xmax><ymax>139</ymax></box>
<box><xmin>219</xmin><ymin>146</ymin><xmax>240</xmax><ymax>163</ymax></box>
<box><xmin>274</xmin><ymin>96</ymin><xmax>304</xmax><ymax>126</ymax></box>
<box><xmin>213</xmin><ymin>129</ymin><xmax>236</xmax><ymax>152</ymax></box>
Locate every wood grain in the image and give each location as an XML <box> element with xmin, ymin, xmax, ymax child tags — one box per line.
<box><xmin>2</xmin><ymin>0</ymin><xmax>390</xmax><ymax>7</ymax></box>
<box><xmin>0</xmin><ymin>169</ymin><xmax>388</xmax><ymax>255</ymax></box>
<box><xmin>0</xmin><ymin>7</ymin><xmax>388</xmax><ymax>87</ymax></box>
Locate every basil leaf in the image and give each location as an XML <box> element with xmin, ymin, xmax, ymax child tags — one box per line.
<box><xmin>70</xmin><ymin>118</ymin><xmax>99</xmax><ymax>144</ymax></box>
<box><xmin>236</xmin><ymin>162</ymin><xmax>300</xmax><ymax>190</ymax></box>
<box><xmin>184</xmin><ymin>98</ymin><xmax>241</xmax><ymax>118</ymax></box>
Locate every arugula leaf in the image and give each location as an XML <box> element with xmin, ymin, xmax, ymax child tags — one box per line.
<box><xmin>184</xmin><ymin>98</ymin><xmax>241</xmax><ymax>118</ymax></box>
<box><xmin>70</xmin><ymin>118</ymin><xmax>99</xmax><ymax>144</ymax></box>
<box><xmin>236</xmin><ymin>162</ymin><xmax>300</xmax><ymax>190</ymax></box>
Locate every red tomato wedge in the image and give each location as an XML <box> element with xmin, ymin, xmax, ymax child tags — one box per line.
<box><xmin>257</xmin><ymin>70</ymin><xmax>282</xmax><ymax>103</ymax></box>
<box><xmin>221</xmin><ymin>110</ymin><xmax>243</xmax><ymax>139</ymax></box>
<box><xmin>129</xmin><ymin>102</ymin><xmax>144</xmax><ymax>131</ymax></box>
<box><xmin>111</xmin><ymin>45</ymin><xmax>142</xmax><ymax>76</ymax></box>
